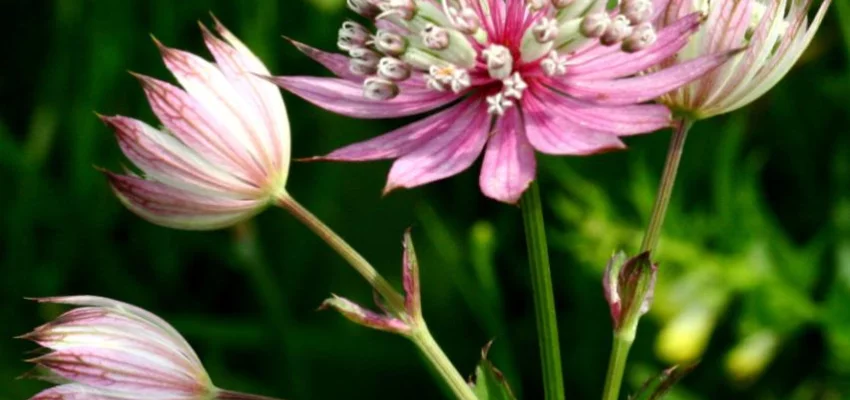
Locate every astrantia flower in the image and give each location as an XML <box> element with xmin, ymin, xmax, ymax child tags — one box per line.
<box><xmin>658</xmin><ymin>0</ymin><xmax>831</xmax><ymax>119</ymax></box>
<box><xmin>21</xmin><ymin>296</ymin><xmax>279</xmax><ymax>400</ymax></box>
<box><xmin>100</xmin><ymin>20</ymin><xmax>291</xmax><ymax>230</ymax></box>
<box><xmin>273</xmin><ymin>0</ymin><xmax>735</xmax><ymax>203</ymax></box>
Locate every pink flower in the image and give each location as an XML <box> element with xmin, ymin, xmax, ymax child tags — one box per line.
<box><xmin>100</xmin><ymin>20</ymin><xmax>291</xmax><ymax>230</ymax></box>
<box><xmin>273</xmin><ymin>0</ymin><xmax>735</xmax><ymax>203</ymax></box>
<box><xmin>20</xmin><ymin>296</ymin><xmax>214</xmax><ymax>400</ymax></box>
<box><xmin>658</xmin><ymin>0</ymin><xmax>831</xmax><ymax>119</ymax></box>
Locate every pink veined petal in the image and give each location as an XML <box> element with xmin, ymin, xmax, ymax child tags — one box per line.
<box><xmin>100</xmin><ymin>115</ymin><xmax>260</xmax><ymax>197</ymax></box>
<box><xmin>30</xmin><ymin>384</ymin><xmax>161</xmax><ymax>400</ymax></box>
<box><xmin>479</xmin><ymin>107</ymin><xmax>536</xmax><ymax>204</ymax></box>
<box><xmin>317</xmin><ymin>99</ymin><xmax>477</xmax><ymax>161</ymax></box>
<box><xmin>531</xmin><ymin>83</ymin><xmax>672</xmax><ymax>135</ymax></box>
<box><xmin>522</xmin><ymin>89</ymin><xmax>625</xmax><ymax>155</ymax></box>
<box><xmin>204</xmin><ymin>21</ymin><xmax>291</xmax><ymax>175</ymax></box>
<box><xmin>133</xmin><ymin>74</ymin><xmax>263</xmax><ymax>183</ymax></box>
<box><xmin>385</xmin><ymin>98</ymin><xmax>490</xmax><ymax>192</ymax></box>
<box><xmin>555</xmin><ymin>50</ymin><xmax>740</xmax><ymax>106</ymax></box>
<box><xmin>270</xmin><ymin>76</ymin><xmax>459</xmax><ymax>119</ymax></box>
<box><xmin>690</xmin><ymin>0</ymin><xmax>753</xmax><ymax>103</ymax></box>
<box><xmin>105</xmin><ymin>173</ymin><xmax>264</xmax><ymax>231</ymax></box>
<box><xmin>155</xmin><ymin>40</ymin><xmax>270</xmax><ymax>173</ymax></box>
<box><xmin>286</xmin><ymin>38</ymin><xmax>363</xmax><ymax>81</ymax></box>
<box><xmin>568</xmin><ymin>13</ymin><xmax>703</xmax><ymax>80</ymax></box>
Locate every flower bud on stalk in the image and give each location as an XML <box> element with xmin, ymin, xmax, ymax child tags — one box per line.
<box><xmin>603</xmin><ymin>251</ymin><xmax>657</xmax><ymax>340</ymax></box>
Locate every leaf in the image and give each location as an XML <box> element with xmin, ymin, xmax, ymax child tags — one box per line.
<box><xmin>630</xmin><ymin>364</ymin><xmax>696</xmax><ymax>400</ymax></box>
<box><xmin>469</xmin><ymin>342</ymin><xmax>516</xmax><ymax>400</ymax></box>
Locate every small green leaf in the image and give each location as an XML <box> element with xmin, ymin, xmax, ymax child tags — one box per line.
<box><xmin>469</xmin><ymin>342</ymin><xmax>516</xmax><ymax>400</ymax></box>
<box><xmin>630</xmin><ymin>364</ymin><xmax>696</xmax><ymax>400</ymax></box>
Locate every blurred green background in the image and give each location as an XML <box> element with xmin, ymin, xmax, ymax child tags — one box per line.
<box><xmin>2</xmin><ymin>1</ymin><xmax>849</xmax><ymax>399</ymax></box>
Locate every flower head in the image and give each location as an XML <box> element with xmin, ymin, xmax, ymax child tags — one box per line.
<box><xmin>20</xmin><ymin>296</ymin><xmax>213</xmax><ymax>399</ymax></box>
<box><xmin>100</xmin><ymin>19</ymin><xmax>291</xmax><ymax>230</ymax></box>
<box><xmin>658</xmin><ymin>0</ymin><xmax>831</xmax><ymax>119</ymax></box>
<box><xmin>274</xmin><ymin>0</ymin><xmax>735</xmax><ymax>203</ymax></box>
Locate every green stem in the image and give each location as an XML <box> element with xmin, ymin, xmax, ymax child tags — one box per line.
<box><xmin>520</xmin><ymin>181</ymin><xmax>566</xmax><ymax>400</ymax></box>
<box><xmin>276</xmin><ymin>194</ymin><xmax>475</xmax><ymax>400</ymax></box>
<box><xmin>601</xmin><ymin>334</ymin><xmax>634</xmax><ymax>400</ymax></box>
<box><xmin>216</xmin><ymin>389</ymin><xmax>285</xmax><ymax>400</ymax></box>
<box><xmin>411</xmin><ymin>324</ymin><xmax>479</xmax><ymax>400</ymax></box>
<box><xmin>640</xmin><ymin>119</ymin><xmax>693</xmax><ymax>254</ymax></box>
<box><xmin>276</xmin><ymin>194</ymin><xmax>405</xmax><ymax>312</ymax></box>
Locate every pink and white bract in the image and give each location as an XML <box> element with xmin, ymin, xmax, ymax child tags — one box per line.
<box><xmin>658</xmin><ymin>0</ymin><xmax>831</xmax><ymax>119</ymax></box>
<box><xmin>21</xmin><ymin>296</ymin><xmax>214</xmax><ymax>400</ymax></box>
<box><xmin>273</xmin><ymin>0</ymin><xmax>734</xmax><ymax>203</ymax></box>
<box><xmin>100</xmin><ymin>20</ymin><xmax>291</xmax><ymax>230</ymax></box>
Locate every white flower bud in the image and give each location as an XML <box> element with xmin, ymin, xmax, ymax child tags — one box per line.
<box><xmin>338</xmin><ymin>21</ymin><xmax>371</xmax><ymax>51</ymax></box>
<box><xmin>621</xmin><ymin>22</ymin><xmax>656</xmax><ymax>52</ymax></box>
<box><xmin>580</xmin><ymin>12</ymin><xmax>611</xmax><ymax>38</ymax></box>
<box><xmin>349</xmin><ymin>47</ymin><xmax>381</xmax><ymax>67</ymax></box>
<box><xmin>363</xmin><ymin>77</ymin><xmax>400</xmax><ymax>100</ymax></box>
<box><xmin>448</xmin><ymin>7</ymin><xmax>480</xmax><ymax>34</ymax></box>
<box><xmin>377</xmin><ymin>0</ymin><xmax>417</xmax><ymax>20</ymax></box>
<box><xmin>600</xmin><ymin>15</ymin><xmax>633</xmax><ymax>46</ymax></box>
<box><xmin>621</xmin><ymin>0</ymin><xmax>654</xmax><ymax>25</ymax></box>
<box><xmin>377</xmin><ymin>57</ymin><xmax>412</xmax><ymax>81</ymax></box>
<box><xmin>422</xmin><ymin>23</ymin><xmax>450</xmax><ymax>50</ymax></box>
<box><xmin>375</xmin><ymin>30</ymin><xmax>407</xmax><ymax>55</ymax></box>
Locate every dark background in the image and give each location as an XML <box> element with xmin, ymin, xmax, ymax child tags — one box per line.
<box><xmin>2</xmin><ymin>1</ymin><xmax>849</xmax><ymax>399</ymax></box>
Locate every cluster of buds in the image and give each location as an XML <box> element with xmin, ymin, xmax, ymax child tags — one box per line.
<box><xmin>320</xmin><ymin>230</ymin><xmax>423</xmax><ymax>336</ymax></box>
<box><xmin>580</xmin><ymin>0</ymin><xmax>658</xmax><ymax>52</ymax></box>
<box><xmin>603</xmin><ymin>251</ymin><xmax>658</xmax><ymax>340</ymax></box>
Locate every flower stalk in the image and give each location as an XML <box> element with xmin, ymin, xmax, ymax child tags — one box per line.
<box><xmin>216</xmin><ymin>390</ymin><xmax>286</xmax><ymax>400</ymax></box>
<box><xmin>520</xmin><ymin>181</ymin><xmax>566</xmax><ymax>400</ymax></box>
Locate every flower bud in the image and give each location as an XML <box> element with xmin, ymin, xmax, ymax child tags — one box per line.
<box><xmin>349</xmin><ymin>46</ymin><xmax>381</xmax><ymax>67</ymax></box>
<box><xmin>621</xmin><ymin>0</ymin><xmax>653</xmax><ymax>25</ymax></box>
<box><xmin>603</xmin><ymin>251</ymin><xmax>657</xmax><ymax>339</ymax></box>
<box><xmin>622</xmin><ymin>22</ymin><xmax>657</xmax><ymax>52</ymax></box>
<box><xmin>337</xmin><ymin>21</ymin><xmax>371</xmax><ymax>51</ymax></box>
<box><xmin>422</xmin><ymin>23</ymin><xmax>450</xmax><ymax>50</ymax></box>
<box><xmin>533</xmin><ymin>17</ymin><xmax>560</xmax><ymax>43</ymax></box>
<box><xmin>448</xmin><ymin>6</ymin><xmax>480</xmax><ymax>34</ymax></box>
<box><xmin>482</xmin><ymin>44</ymin><xmax>513</xmax><ymax>80</ymax></box>
<box><xmin>377</xmin><ymin>0</ymin><xmax>416</xmax><ymax>20</ymax></box>
<box><xmin>378</xmin><ymin>57</ymin><xmax>412</xmax><ymax>81</ymax></box>
<box><xmin>601</xmin><ymin>15</ymin><xmax>633</xmax><ymax>46</ymax></box>
<box><xmin>347</xmin><ymin>0</ymin><xmax>380</xmax><ymax>18</ymax></box>
<box><xmin>580</xmin><ymin>12</ymin><xmax>611</xmax><ymax>38</ymax></box>
<box><xmin>375</xmin><ymin>30</ymin><xmax>407</xmax><ymax>55</ymax></box>
<box><xmin>363</xmin><ymin>77</ymin><xmax>400</xmax><ymax>100</ymax></box>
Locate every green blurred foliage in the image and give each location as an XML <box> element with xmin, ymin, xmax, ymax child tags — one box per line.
<box><xmin>1</xmin><ymin>1</ymin><xmax>848</xmax><ymax>399</ymax></box>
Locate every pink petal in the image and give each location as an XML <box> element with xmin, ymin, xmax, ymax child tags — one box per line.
<box><xmin>555</xmin><ymin>50</ymin><xmax>741</xmax><ymax>105</ymax></box>
<box><xmin>530</xmin><ymin>84</ymin><xmax>671</xmax><ymax>135</ymax></box>
<box><xmin>270</xmin><ymin>76</ymin><xmax>459</xmax><ymax>119</ymax></box>
<box><xmin>286</xmin><ymin>38</ymin><xmax>362</xmax><ymax>81</ymax></box>
<box><xmin>385</xmin><ymin>98</ymin><xmax>490</xmax><ymax>191</ymax></box>
<box><xmin>522</xmin><ymin>90</ymin><xmax>625</xmax><ymax>155</ymax></box>
<box><xmin>203</xmin><ymin>21</ymin><xmax>291</xmax><ymax>174</ymax></box>
<box><xmin>133</xmin><ymin>74</ymin><xmax>262</xmax><ymax>182</ymax></box>
<box><xmin>317</xmin><ymin>99</ymin><xmax>477</xmax><ymax>161</ymax></box>
<box><xmin>568</xmin><ymin>13</ymin><xmax>703</xmax><ymax>80</ymax></box>
<box><xmin>30</xmin><ymin>384</ymin><xmax>140</xmax><ymax>400</ymax></box>
<box><xmin>105</xmin><ymin>173</ymin><xmax>264</xmax><ymax>231</ymax></box>
<box><xmin>479</xmin><ymin>107</ymin><xmax>536</xmax><ymax>204</ymax></box>
<box><xmin>100</xmin><ymin>115</ymin><xmax>259</xmax><ymax>197</ymax></box>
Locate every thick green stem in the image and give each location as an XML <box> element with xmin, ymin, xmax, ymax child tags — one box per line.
<box><xmin>411</xmin><ymin>324</ymin><xmax>479</xmax><ymax>400</ymax></box>
<box><xmin>520</xmin><ymin>181</ymin><xmax>566</xmax><ymax>400</ymax></box>
<box><xmin>276</xmin><ymin>194</ymin><xmax>405</xmax><ymax>312</ymax></box>
<box><xmin>276</xmin><ymin>194</ymin><xmax>474</xmax><ymax>400</ymax></box>
<box><xmin>640</xmin><ymin>119</ymin><xmax>693</xmax><ymax>254</ymax></box>
<box><xmin>600</xmin><ymin>334</ymin><xmax>634</xmax><ymax>400</ymax></box>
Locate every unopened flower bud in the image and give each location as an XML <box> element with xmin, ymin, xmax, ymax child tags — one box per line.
<box><xmin>363</xmin><ymin>77</ymin><xmax>400</xmax><ymax>100</ymax></box>
<box><xmin>600</xmin><ymin>15</ymin><xmax>633</xmax><ymax>46</ymax></box>
<box><xmin>622</xmin><ymin>22</ymin><xmax>657</xmax><ymax>52</ymax></box>
<box><xmin>482</xmin><ymin>44</ymin><xmax>513</xmax><ymax>80</ymax></box>
<box><xmin>449</xmin><ymin>6</ymin><xmax>480</xmax><ymax>34</ymax></box>
<box><xmin>350</xmin><ymin>59</ymin><xmax>378</xmax><ymax>76</ymax></box>
<box><xmin>621</xmin><ymin>0</ymin><xmax>654</xmax><ymax>24</ymax></box>
<box><xmin>338</xmin><ymin>21</ymin><xmax>371</xmax><ymax>51</ymax></box>
<box><xmin>533</xmin><ymin>17</ymin><xmax>560</xmax><ymax>43</ymax></box>
<box><xmin>603</xmin><ymin>251</ymin><xmax>657</xmax><ymax>338</ymax></box>
<box><xmin>378</xmin><ymin>0</ymin><xmax>417</xmax><ymax>20</ymax></box>
<box><xmin>378</xmin><ymin>57</ymin><xmax>412</xmax><ymax>81</ymax></box>
<box><xmin>347</xmin><ymin>0</ymin><xmax>380</xmax><ymax>18</ymax></box>
<box><xmin>422</xmin><ymin>23</ymin><xmax>450</xmax><ymax>50</ymax></box>
<box><xmin>375</xmin><ymin>30</ymin><xmax>407</xmax><ymax>55</ymax></box>
<box><xmin>580</xmin><ymin>12</ymin><xmax>611</xmax><ymax>38</ymax></box>
<box><xmin>349</xmin><ymin>47</ymin><xmax>381</xmax><ymax>67</ymax></box>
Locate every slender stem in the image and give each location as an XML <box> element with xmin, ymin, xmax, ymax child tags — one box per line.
<box><xmin>216</xmin><ymin>389</ymin><xmax>285</xmax><ymax>400</ymax></box>
<box><xmin>276</xmin><ymin>194</ymin><xmax>474</xmax><ymax>399</ymax></box>
<box><xmin>275</xmin><ymin>194</ymin><xmax>405</xmax><ymax>312</ymax></box>
<box><xmin>411</xmin><ymin>324</ymin><xmax>479</xmax><ymax>400</ymax></box>
<box><xmin>520</xmin><ymin>181</ymin><xmax>566</xmax><ymax>400</ymax></box>
<box><xmin>640</xmin><ymin>119</ymin><xmax>692</xmax><ymax>253</ymax></box>
<box><xmin>601</xmin><ymin>334</ymin><xmax>634</xmax><ymax>400</ymax></box>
